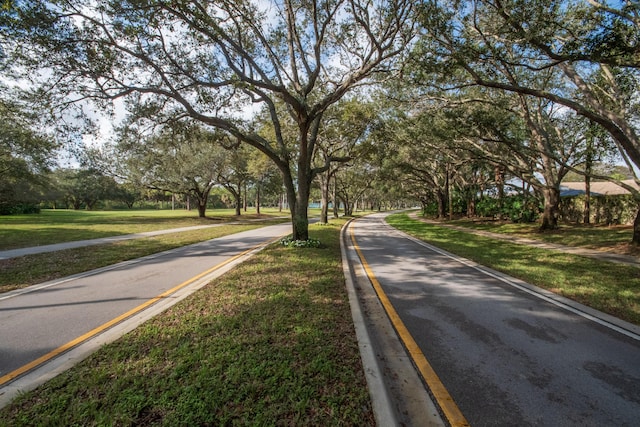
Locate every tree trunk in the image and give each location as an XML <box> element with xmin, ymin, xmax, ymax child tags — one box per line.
<box><xmin>280</xmin><ymin>167</ymin><xmax>306</xmax><ymax>240</ymax></box>
<box><xmin>339</xmin><ymin>195</ymin><xmax>351</xmax><ymax>216</ymax></box>
<box><xmin>495</xmin><ymin>166</ymin><xmax>505</xmax><ymax>219</ymax></box>
<box><xmin>633</xmin><ymin>207</ymin><xmax>640</xmax><ymax>245</ymax></box>
<box><xmin>448</xmin><ymin>183</ymin><xmax>453</xmax><ymax>221</ymax></box>
<box><xmin>583</xmin><ymin>175</ymin><xmax>591</xmax><ymax>224</ymax></box>
<box><xmin>540</xmin><ymin>187</ymin><xmax>560</xmax><ymax>230</ymax></box>
<box><xmin>255</xmin><ymin>185</ymin><xmax>261</xmax><ymax>215</ymax></box>
<box><xmin>243</xmin><ymin>182</ymin><xmax>247</xmax><ymax>212</ymax></box>
<box><xmin>289</xmin><ymin>123</ymin><xmax>316</xmax><ymax>241</ymax></box>
<box><xmin>467</xmin><ymin>197</ymin><xmax>476</xmax><ymax>218</ymax></box>
<box><xmin>235</xmin><ymin>192</ymin><xmax>241</xmax><ymax>216</ymax></box>
<box><xmin>197</xmin><ymin>201</ymin><xmax>206</xmax><ymax>217</ymax></box>
<box><xmin>332</xmin><ymin>179</ymin><xmax>339</xmax><ymax>218</ymax></box>
<box><xmin>344</xmin><ymin>201</ymin><xmax>353</xmax><ymax>216</ymax></box>
<box><xmin>436</xmin><ymin>190</ymin><xmax>446</xmax><ymax>219</ymax></box>
<box><xmin>320</xmin><ymin>170</ymin><xmax>330</xmax><ymax>224</ymax></box>
<box><xmin>583</xmin><ymin>140</ymin><xmax>593</xmax><ymax>224</ymax></box>
<box><xmin>291</xmin><ymin>179</ymin><xmax>312</xmax><ymax>240</ymax></box>
<box><xmin>196</xmin><ymin>191</ymin><xmax>208</xmax><ymax>218</ymax></box>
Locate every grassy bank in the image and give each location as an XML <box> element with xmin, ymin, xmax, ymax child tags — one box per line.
<box><xmin>0</xmin><ymin>208</ymin><xmax>288</xmax><ymax>251</ymax></box>
<box><xmin>0</xmin><ymin>219</ymin><xmax>374</xmax><ymax>426</ymax></box>
<box><xmin>387</xmin><ymin>213</ymin><xmax>640</xmax><ymax>326</ymax></box>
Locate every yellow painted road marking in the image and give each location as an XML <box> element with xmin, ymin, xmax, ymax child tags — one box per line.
<box><xmin>350</xmin><ymin>224</ymin><xmax>470</xmax><ymax>427</ymax></box>
<box><xmin>0</xmin><ymin>237</ymin><xmax>280</xmax><ymax>387</ymax></box>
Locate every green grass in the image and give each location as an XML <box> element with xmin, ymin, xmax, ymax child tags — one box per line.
<box><xmin>387</xmin><ymin>213</ymin><xmax>640</xmax><ymax>326</ymax></box>
<box><xmin>0</xmin><ymin>208</ymin><xmax>288</xmax><ymax>250</ymax></box>
<box><xmin>449</xmin><ymin>217</ymin><xmax>638</xmax><ymax>255</ymax></box>
<box><xmin>0</xmin><ymin>219</ymin><xmax>374</xmax><ymax>426</ymax></box>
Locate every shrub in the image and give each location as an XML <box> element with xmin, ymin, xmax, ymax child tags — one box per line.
<box><xmin>279</xmin><ymin>236</ymin><xmax>323</xmax><ymax>248</ymax></box>
<box><xmin>0</xmin><ymin>202</ymin><xmax>41</xmax><ymax>215</ymax></box>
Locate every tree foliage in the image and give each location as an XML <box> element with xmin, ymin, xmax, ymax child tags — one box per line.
<box><xmin>114</xmin><ymin>120</ymin><xmax>237</xmax><ymax>217</ymax></box>
<box><xmin>0</xmin><ymin>92</ymin><xmax>59</xmax><ymax>213</ymax></box>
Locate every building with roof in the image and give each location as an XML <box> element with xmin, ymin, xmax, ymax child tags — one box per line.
<box><xmin>559</xmin><ymin>180</ymin><xmax>638</xmax><ymax>225</ymax></box>
<box><xmin>559</xmin><ymin>180</ymin><xmax>639</xmax><ymax>197</ymax></box>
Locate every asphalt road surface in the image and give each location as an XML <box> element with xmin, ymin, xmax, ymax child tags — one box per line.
<box><xmin>350</xmin><ymin>213</ymin><xmax>640</xmax><ymax>426</ymax></box>
<box><xmin>0</xmin><ymin>223</ymin><xmax>291</xmax><ymax>398</ymax></box>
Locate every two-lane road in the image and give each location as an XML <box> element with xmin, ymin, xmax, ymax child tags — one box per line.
<box><xmin>349</xmin><ymin>213</ymin><xmax>640</xmax><ymax>426</ymax></box>
<box><xmin>0</xmin><ymin>223</ymin><xmax>291</xmax><ymax>405</ymax></box>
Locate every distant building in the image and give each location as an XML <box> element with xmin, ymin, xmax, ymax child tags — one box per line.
<box><xmin>559</xmin><ymin>180</ymin><xmax>638</xmax><ymax>224</ymax></box>
<box><xmin>559</xmin><ymin>180</ymin><xmax>639</xmax><ymax>197</ymax></box>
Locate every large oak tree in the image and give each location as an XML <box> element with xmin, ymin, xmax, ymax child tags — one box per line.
<box><xmin>1</xmin><ymin>0</ymin><xmax>415</xmax><ymax>240</ymax></box>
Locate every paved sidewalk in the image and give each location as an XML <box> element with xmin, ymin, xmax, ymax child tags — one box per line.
<box><xmin>410</xmin><ymin>213</ymin><xmax>640</xmax><ymax>268</ymax></box>
<box><xmin>0</xmin><ymin>217</ymin><xmax>289</xmax><ymax>261</ymax></box>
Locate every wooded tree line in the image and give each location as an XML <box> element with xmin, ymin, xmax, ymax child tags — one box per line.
<box><xmin>1</xmin><ymin>1</ymin><xmax>639</xmax><ymax>241</ymax></box>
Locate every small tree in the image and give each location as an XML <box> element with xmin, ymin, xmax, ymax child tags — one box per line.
<box><xmin>247</xmin><ymin>147</ymin><xmax>281</xmax><ymax>215</ymax></box>
<box><xmin>116</xmin><ymin>121</ymin><xmax>232</xmax><ymax>218</ymax></box>
<box><xmin>215</xmin><ymin>146</ymin><xmax>250</xmax><ymax>217</ymax></box>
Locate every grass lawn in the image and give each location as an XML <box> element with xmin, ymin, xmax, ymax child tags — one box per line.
<box><xmin>0</xmin><ymin>219</ymin><xmax>374</xmax><ymax>426</ymax></box>
<box><xmin>448</xmin><ymin>217</ymin><xmax>639</xmax><ymax>256</ymax></box>
<box><xmin>387</xmin><ymin>213</ymin><xmax>640</xmax><ymax>326</ymax></box>
<box><xmin>0</xmin><ymin>208</ymin><xmax>289</xmax><ymax>251</ymax></box>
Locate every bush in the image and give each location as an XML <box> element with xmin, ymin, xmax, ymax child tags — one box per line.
<box><xmin>560</xmin><ymin>194</ymin><xmax>637</xmax><ymax>225</ymax></box>
<box><xmin>0</xmin><ymin>202</ymin><xmax>41</xmax><ymax>215</ymax></box>
<box><xmin>476</xmin><ymin>195</ymin><xmax>540</xmax><ymax>222</ymax></box>
<box><xmin>279</xmin><ymin>236</ymin><xmax>323</xmax><ymax>248</ymax></box>
<box><xmin>505</xmin><ymin>197</ymin><xmax>540</xmax><ymax>223</ymax></box>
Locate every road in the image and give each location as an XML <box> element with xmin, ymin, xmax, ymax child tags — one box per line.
<box><xmin>348</xmin><ymin>213</ymin><xmax>640</xmax><ymax>426</ymax></box>
<box><xmin>0</xmin><ymin>222</ymin><xmax>291</xmax><ymax>405</ymax></box>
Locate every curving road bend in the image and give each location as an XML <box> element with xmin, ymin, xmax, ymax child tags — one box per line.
<box><xmin>0</xmin><ymin>223</ymin><xmax>291</xmax><ymax>407</ymax></box>
<box><xmin>349</xmin><ymin>212</ymin><xmax>640</xmax><ymax>426</ymax></box>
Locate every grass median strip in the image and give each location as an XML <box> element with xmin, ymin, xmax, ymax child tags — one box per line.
<box><xmin>387</xmin><ymin>213</ymin><xmax>640</xmax><ymax>327</ymax></box>
<box><xmin>0</xmin><ymin>219</ymin><xmax>374</xmax><ymax>426</ymax></box>
<box><xmin>0</xmin><ymin>222</ymin><xmax>285</xmax><ymax>294</ymax></box>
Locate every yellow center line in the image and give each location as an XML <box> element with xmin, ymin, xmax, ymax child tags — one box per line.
<box><xmin>349</xmin><ymin>223</ymin><xmax>470</xmax><ymax>427</ymax></box>
<box><xmin>0</xmin><ymin>236</ymin><xmax>281</xmax><ymax>387</ymax></box>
